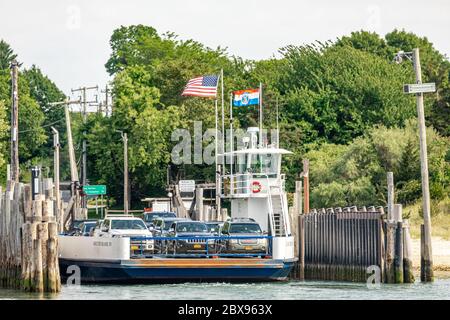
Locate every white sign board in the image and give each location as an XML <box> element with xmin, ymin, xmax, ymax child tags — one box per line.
<box><xmin>403</xmin><ymin>83</ymin><xmax>436</xmax><ymax>94</ymax></box>
<box><xmin>179</xmin><ymin>180</ymin><xmax>195</xmax><ymax>193</ymax></box>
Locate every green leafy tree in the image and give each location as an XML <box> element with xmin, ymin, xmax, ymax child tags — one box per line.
<box><xmin>0</xmin><ymin>40</ymin><xmax>18</xmax><ymax>70</ymax></box>
<box><xmin>87</xmin><ymin>65</ymin><xmax>184</xmax><ymax>206</ymax></box>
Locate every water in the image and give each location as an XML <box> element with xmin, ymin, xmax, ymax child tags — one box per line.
<box><xmin>1</xmin><ymin>273</ymin><xmax>449</xmax><ymax>300</ymax></box>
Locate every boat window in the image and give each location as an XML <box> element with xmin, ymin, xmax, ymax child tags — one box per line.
<box><xmin>111</xmin><ymin>219</ymin><xmax>147</xmax><ymax>230</ymax></box>
<box><xmin>260</xmin><ymin>154</ymin><xmax>278</xmax><ymax>175</ymax></box>
<box><xmin>176</xmin><ymin>222</ymin><xmax>208</xmax><ymax>233</ymax></box>
<box><xmin>230</xmin><ymin>223</ymin><xmax>262</xmax><ymax>234</ymax></box>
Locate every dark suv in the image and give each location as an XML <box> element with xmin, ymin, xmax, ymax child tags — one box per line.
<box><xmin>143</xmin><ymin>211</ymin><xmax>177</xmax><ymax>228</ymax></box>
<box><xmin>219</xmin><ymin>218</ymin><xmax>267</xmax><ymax>254</ymax></box>
<box><xmin>166</xmin><ymin>221</ymin><xmax>214</xmax><ymax>254</ymax></box>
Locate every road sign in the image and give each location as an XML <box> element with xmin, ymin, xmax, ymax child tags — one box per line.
<box><xmin>403</xmin><ymin>83</ymin><xmax>436</xmax><ymax>94</ymax></box>
<box><xmin>179</xmin><ymin>180</ymin><xmax>195</xmax><ymax>193</ymax></box>
<box><xmin>83</xmin><ymin>185</ymin><xmax>106</xmax><ymax>196</ymax></box>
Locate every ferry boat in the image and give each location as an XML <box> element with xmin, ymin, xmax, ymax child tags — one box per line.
<box><xmin>58</xmin><ymin>127</ymin><xmax>296</xmax><ymax>283</ymax></box>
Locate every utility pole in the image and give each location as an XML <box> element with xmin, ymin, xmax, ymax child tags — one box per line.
<box><xmin>10</xmin><ymin>60</ymin><xmax>19</xmax><ymax>182</ymax></box>
<box><xmin>49</xmin><ymin>98</ymin><xmax>83</xmax><ymax>223</ymax></box>
<box><xmin>71</xmin><ymin>85</ymin><xmax>98</xmax><ymax>210</ymax></box>
<box><xmin>51</xmin><ymin>127</ymin><xmax>61</xmax><ymax>231</ymax></box>
<box><xmin>412</xmin><ymin>48</ymin><xmax>433</xmax><ymax>282</ymax></box>
<box><xmin>395</xmin><ymin>48</ymin><xmax>435</xmax><ymax>282</ymax></box>
<box><xmin>101</xmin><ymin>85</ymin><xmax>112</xmax><ymax>116</ymax></box>
<box><xmin>118</xmin><ymin>131</ymin><xmax>129</xmax><ymax>214</ymax></box>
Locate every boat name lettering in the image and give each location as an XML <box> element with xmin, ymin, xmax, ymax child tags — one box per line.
<box><xmin>93</xmin><ymin>241</ymin><xmax>112</xmax><ymax>247</ymax></box>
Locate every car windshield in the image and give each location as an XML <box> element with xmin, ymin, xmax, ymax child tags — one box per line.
<box><xmin>176</xmin><ymin>222</ymin><xmax>208</xmax><ymax>233</ymax></box>
<box><xmin>230</xmin><ymin>223</ymin><xmax>262</xmax><ymax>234</ymax></box>
<box><xmin>207</xmin><ymin>224</ymin><xmax>220</xmax><ymax>233</ymax></box>
<box><xmin>144</xmin><ymin>212</ymin><xmax>176</xmax><ymax>222</ymax></box>
<box><xmin>82</xmin><ymin>223</ymin><xmax>96</xmax><ymax>232</ymax></box>
<box><xmin>72</xmin><ymin>221</ymin><xmax>84</xmax><ymax>229</ymax></box>
<box><xmin>111</xmin><ymin>219</ymin><xmax>147</xmax><ymax>230</ymax></box>
<box><xmin>163</xmin><ymin>221</ymin><xmax>176</xmax><ymax>231</ymax></box>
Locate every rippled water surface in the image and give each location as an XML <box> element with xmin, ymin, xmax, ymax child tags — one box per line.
<box><xmin>1</xmin><ymin>273</ymin><xmax>449</xmax><ymax>300</ymax></box>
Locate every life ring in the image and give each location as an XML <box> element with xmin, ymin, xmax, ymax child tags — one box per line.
<box><xmin>251</xmin><ymin>181</ymin><xmax>262</xmax><ymax>193</ymax></box>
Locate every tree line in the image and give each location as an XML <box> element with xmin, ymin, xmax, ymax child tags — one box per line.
<box><xmin>0</xmin><ymin>26</ymin><xmax>449</xmax><ymax>210</ymax></box>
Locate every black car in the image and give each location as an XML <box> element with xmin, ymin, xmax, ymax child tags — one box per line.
<box><xmin>152</xmin><ymin>217</ymin><xmax>190</xmax><ymax>253</ymax></box>
<box><xmin>166</xmin><ymin>221</ymin><xmax>214</xmax><ymax>254</ymax></box>
<box><xmin>143</xmin><ymin>211</ymin><xmax>177</xmax><ymax>228</ymax></box>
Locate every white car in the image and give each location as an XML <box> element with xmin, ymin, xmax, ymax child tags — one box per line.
<box><xmin>94</xmin><ymin>215</ymin><xmax>154</xmax><ymax>254</ymax></box>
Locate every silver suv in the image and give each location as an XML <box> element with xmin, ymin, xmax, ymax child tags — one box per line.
<box><xmin>219</xmin><ymin>218</ymin><xmax>267</xmax><ymax>255</ymax></box>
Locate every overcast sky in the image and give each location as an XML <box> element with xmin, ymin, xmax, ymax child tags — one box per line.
<box><xmin>1</xmin><ymin>0</ymin><xmax>449</xmax><ymax>101</ymax></box>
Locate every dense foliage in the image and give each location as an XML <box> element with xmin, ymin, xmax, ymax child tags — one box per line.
<box><xmin>0</xmin><ymin>27</ymin><xmax>449</xmax><ymax>209</ymax></box>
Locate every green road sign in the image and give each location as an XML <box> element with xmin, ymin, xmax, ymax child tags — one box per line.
<box><xmin>83</xmin><ymin>185</ymin><xmax>107</xmax><ymax>196</ymax></box>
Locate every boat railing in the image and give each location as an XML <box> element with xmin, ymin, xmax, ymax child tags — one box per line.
<box><xmin>128</xmin><ymin>235</ymin><xmax>273</xmax><ymax>258</ymax></box>
<box><xmin>220</xmin><ymin>173</ymin><xmax>284</xmax><ymax>197</ymax></box>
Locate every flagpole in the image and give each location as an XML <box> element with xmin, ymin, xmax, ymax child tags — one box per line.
<box><xmin>221</xmin><ymin>69</ymin><xmax>225</xmax><ymax>167</ymax></box>
<box><xmin>230</xmin><ymin>93</ymin><xmax>233</xmax><ymax>196</ymax></box>
<box><xmin>215</xmin><ymin>98</ymin><xmax>221</xmax><ymax>217</ymax></box>
<box><xmin>276</xmin><ymin>95</ymin><xmax>279</xmax><ymax>147</ymax></box>
<box><xmin>215</xmin><ymin>98</ymin><xmax>218</xmax><ymax>167</ymax></box>
<box><xmin>259</xmin><ymin>82</ymin><xmax>263</xmax><ymax>147</ymax></box>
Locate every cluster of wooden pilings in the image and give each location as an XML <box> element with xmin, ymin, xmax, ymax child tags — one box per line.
<box><xmin>293</xmin><ymin>205</ymin><xmax>415</xmax><ymax>283</ymax></box>
<box><xmin>302</xmin><ymin>210</ymin><xmax>383</xmax><ymax>282</ymax></box>
<box><xmin>0</xmin><ymin>180</ymin><xmax>61</xmax><ymax>293</ymax></box>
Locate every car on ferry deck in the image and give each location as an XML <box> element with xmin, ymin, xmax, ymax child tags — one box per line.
<box><xmin>72</xmin><ymin>220</ymin><xmax>97</xmax><ymax>236</ymax></box>
<box><xmin>204</xmin><ymin>221</ymin><xmax>223</xmax><ymax>235</ymax></box>
<box><xmin>219</xmin><ymin>218</ymin><xmax>267</xmax><ymax>255</ymax></box>
<box><xmin>94</xmin><ymin>215</ymin><xmax>154</xmax><ymax>255</ymax></box>
<box><xmin>65</xmin><ymin>219</ymin><xmax>97</xmax><ymax>235</ymax></box>
<box><xmin>152</xmin><ymin>217</ymin><xmax>191</xmax><ymax>253</ymax></box>
<box><xmin>143</xmin><ymin>211</ymin><xmax>176</xmax><ymax>229</ymax></box>
<box><xmin>166</xmin><ymin>221</ymin><xmax>214</xmax><ymax>255</ymax></box>
<box><xmin>152</xmin><ymin>217</ymin><xmax>191</xmax><ymax>237</ymax></box>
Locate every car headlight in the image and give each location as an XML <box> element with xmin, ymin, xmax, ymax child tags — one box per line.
<box><xmin>230</xmin><ymin>239</ymin><xmax>238</xmax><ymax>244</ymax></box>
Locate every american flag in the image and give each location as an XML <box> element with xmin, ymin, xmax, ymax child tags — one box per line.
<box><xmin>182</xmin><ymin>75</ymin><xmax>219</xmax><ymax>98</ymax></box>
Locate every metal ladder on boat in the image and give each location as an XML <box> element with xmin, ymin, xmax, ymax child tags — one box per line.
<box><xmin>268</xmin><ymin>185</ymin><xmax>288</xmax><ymax>237</ymax></box>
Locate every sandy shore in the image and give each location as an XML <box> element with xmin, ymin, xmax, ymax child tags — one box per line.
<box><xmin>411</xmin><ymin>237</ymin><xmax>450</xmax><ymax>271</ymax></box>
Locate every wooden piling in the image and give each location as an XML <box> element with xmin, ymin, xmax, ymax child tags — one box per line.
<box><xmin>403</xmin><ymin>220</ymin><xmax>415</xmax><ymax>283</ymax></box>
<box><xmin>298</xmin><ymin>214</ymin><xmax>305</xmax><ymax>280</ymax></box>
<box><xmin>0</xmin><ymin>179</ymin><xmax>61</xmax><ymax>293</ymax></box>
<box><xmin>47</xmin><ymin>222</ymin><xmax>61</xmax><ymax>292</ymax></box>
<box><xmin>420</xmin><ymin>224</ymin><xmax>433</xmax><ymax>282</ymax></box>
<box><xmin>394</xmin><ymin>221</ymin><xmax>404</xmax><ymax>283</ymax></box>
<box><xmin>385</xmin><ymin>222</ymin><xmax>396</xmax><ymax>283</ymax></box>
<box><xmin>387</xmin><ymin>172</ymin><xmax>394</xmax><ymax>220</ymax></box>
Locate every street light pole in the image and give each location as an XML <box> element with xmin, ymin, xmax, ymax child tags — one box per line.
<box><xmin>51</xmin><ymin>127</ymin><xmax>61</xmax><ymax>231</ymax></box>
<box><xmin>412</xmin><ymin>48</ymin><xmax>434</xmax><ymax>282</ymax></box>
<box><xmin>10</xmin><ymin>60</ymin><xmax>19</xmax><ymax>182</ymax></box>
